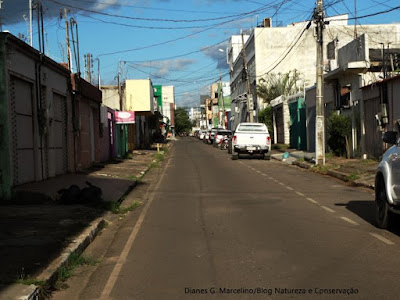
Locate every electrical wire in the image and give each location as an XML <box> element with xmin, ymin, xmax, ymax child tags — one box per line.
<box><xmin>67</xmin><ymin>0</ymin><xmax>239</xmax><ymax>15</ymax></box>
<box><xmin>46</xmin><ymin>0</ymin><xmax>278</xmax><ymax>24</ymax></box>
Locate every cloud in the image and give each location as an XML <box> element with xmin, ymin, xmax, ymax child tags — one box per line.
<box><xmin>0</xmin><ymin>0</ymin><xmax>123</xmax><ymax>25</ymax></box>
<box><xmin>201</xmin><ymin>42</ymin><xmax>229</xmax><ymax>70</ymax></box>
<box><xmin>0</xmin><ymin>0</ymin><xmax>170</xmax><ymax>25</ymax></box>
<box><xmin>137</xmin><ymin>58</ymin><xmax>196</xmax><ymax>78</ymax></box>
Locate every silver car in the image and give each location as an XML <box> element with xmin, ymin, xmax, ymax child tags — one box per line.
<box><xmin>375</xmin><ymin>131</ymin><xmax>400</xmax><ymax>228</ymax></box>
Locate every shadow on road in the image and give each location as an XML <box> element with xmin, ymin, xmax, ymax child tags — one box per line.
<box><xmin>335</xmin><ymin>200</ymin><xmax>400</xmax><ymax>237</ymax></box>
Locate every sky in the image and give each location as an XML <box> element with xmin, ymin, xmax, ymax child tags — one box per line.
<box><xmin>1</xmin><ymin>0</ymin><xmax>399</xmax><ymax>107</ymax></box>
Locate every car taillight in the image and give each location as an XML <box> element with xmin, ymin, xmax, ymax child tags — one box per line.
<box><xmin>233</xmin><ymin>135</ymin><xmax>237</xmax><ymax>144</ymax></box>
<box><xmin>267</xmin><ymin>136</ymin><xmax>271</xmax><ymax>143</ymax></box>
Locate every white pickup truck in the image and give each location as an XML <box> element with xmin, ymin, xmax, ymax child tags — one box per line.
<box><xmin>231</xmin><ymin>122</ymin><xmax>271</xmax><ymax>160</ymax></box>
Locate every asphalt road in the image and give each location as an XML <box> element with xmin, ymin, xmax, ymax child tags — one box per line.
<box><xmin>53</xmin><ymin>138</ymin><xmax>400</xmax><ymax>300</ymax></box>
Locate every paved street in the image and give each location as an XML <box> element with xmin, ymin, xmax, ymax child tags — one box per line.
<box><xmin>53</xmin><ymin>138</ymin><xmax>400</xmax><ymax>299</ymax></box>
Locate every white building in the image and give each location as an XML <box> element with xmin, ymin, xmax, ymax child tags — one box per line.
<box><xmin>228</xmin><ymin>14</ymin><xmax>400</xmax><ymax>131</ymax></box>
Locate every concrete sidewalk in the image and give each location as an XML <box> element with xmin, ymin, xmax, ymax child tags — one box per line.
<box><xmin>0</xmin><ymin>148</ymin><xmax>164</xmax><ymax>300</ymax></box>
<box><xmin>271</xmin><ymin>149</ymin><xmax>376</xmax><ymax>190</ymax></box>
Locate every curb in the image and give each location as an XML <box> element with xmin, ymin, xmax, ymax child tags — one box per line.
<box><xmin>15</xmin><ymin>181</ymin><xmax>138</xmax><ymax>300</ymax></box>
<box><xmin>273</xmin><ymin>155</ymin><xmax>374</xmax><ymax>190</ymax></box>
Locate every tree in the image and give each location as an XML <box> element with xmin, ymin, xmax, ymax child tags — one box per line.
<box><xmin>258</xmin><ymin>107</ymin><xmax>274</xmax><ymax>142</ymax></box>
<box><xmin>256</xmin><ymin>70</ymin><xmax>301</xmax><ymax>104</ymax></box>
<box><xmin>174</xmin><ymin>108</ymin><xmax>192</xmax><ymax>134</ymax></box>
<box><xmin>327</xmin><ymin>112</ymin><xmax>352</xmax><ymax>158</ymax></box>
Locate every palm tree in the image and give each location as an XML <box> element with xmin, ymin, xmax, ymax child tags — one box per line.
<box><xmin>256</xmin><ymin>70</ymin><xmax>301</xmax><ymax>104</ymax></box>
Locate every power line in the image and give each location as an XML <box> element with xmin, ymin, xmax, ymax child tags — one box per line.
<box><xmin>67</xmin><ymin>0</ymin><xmax>239</xmax><ymax>15</ymax></box>
<box><xmin>46</xmin><ymin>0</ymin><xmax>276</xmax><ymax>24</ymax></box>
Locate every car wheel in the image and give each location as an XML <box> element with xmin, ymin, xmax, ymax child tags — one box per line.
<box><xmin>263</xmin><ymin>154</ymin><xmax>271</xmax><ymax>160</ymax></box>
<box><xmin>231</xmin><ymin>153</ymin><xmax>238</xmax><ymax>160</ymax></box>
<box><xmin>375</xmin><ymin>176</ymin><xmax>394</xmax><ymax>229</ymax></box>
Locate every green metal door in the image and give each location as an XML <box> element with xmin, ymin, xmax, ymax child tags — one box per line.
<box><xmin>289</xmin><ymin>98</ymin><xmax>307</xmax><ymax>150</ymax></box>
<box><xmin>116</xmin><ymin>124</ymin><xmax>128</xmax><ymax>157</ymax></box>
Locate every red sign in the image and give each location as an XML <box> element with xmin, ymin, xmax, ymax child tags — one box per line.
<box><xmin>115</xmin><ymin>111</ymin><xmax>135</xmax><ymax>124</ymax></box>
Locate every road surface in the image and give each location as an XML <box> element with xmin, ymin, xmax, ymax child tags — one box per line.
<box><xmin>53</xmin><ymin>138</ymin><xmax>400</xmax><ymax>300</ymax></box>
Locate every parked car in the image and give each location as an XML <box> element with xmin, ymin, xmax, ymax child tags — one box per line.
<box><xmin>231</xmin><ymin>123</ymin><xmax>271</xmax><ymax>160</ymax></box>
<box><xmin>199</xmin><ymin>130</ymin><xmax>206</xmax><ymax>140</ymax></box>
<box><xmin>375</xmin><ymin>131</ymin><xmax>400</xmax><ymax>229</ymax></box>
<box><xmin>213</xmin><ymin>129</ymin><xmax>232</xmax><ymax>148</ymax></box>
<box><xmin>203</xmin><ymin>130</ymin><xmax>211</xmax><ymax>143</ymax></box>
<box><xmin>209</xmin><ymin>127</ymin><xmax>220</xmax><ymax>144</ymax></box>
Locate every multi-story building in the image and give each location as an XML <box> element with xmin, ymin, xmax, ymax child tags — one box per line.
<box><xmin>228</xmin><ymin>14</ymin><xmax>400</xmax><ymax>140</ymax></box>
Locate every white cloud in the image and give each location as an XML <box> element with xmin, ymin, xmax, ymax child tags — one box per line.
<box><xmin>138</xmin><ymin>59</ymin><xmax>196</xmax><ymax>78</ymax></box>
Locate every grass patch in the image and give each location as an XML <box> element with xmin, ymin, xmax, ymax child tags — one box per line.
<box><xmin>311</xmin><ymin>164</ymin><xmax>332</xmax><ymax>174</ymax></box>
<box><xmin>16</xmin><ymin>278</ymin><xmax>51</xmax><ymax>298</ymax></box>
<box><xmin>118</xmin><ymin>201</ymin><xmax>142</xmax><ymax>214</ymax></box>
<box><xmin>54</xmin><ymin>253</ymin><xmax>99</xmax><ymax>290</ymax></box>
<box><xmin>272</xmin><ymin>144</ymin><xmax>290</xmax><ymax>151</ymax></box>
<box><xmin>346</xmin><ymin>172</ymin><xmax>360</xmax><ymax>181</ymax></box>
<box><xmin>325</xmin><ymin>151</ymin><xmax>336</xmax><ymax>159</ymax></box>
<box><xmin>126</xmin><ymin>175</ymin><xmax>143</xmax><ymax>182</ymax></box>
<box><xmin>57</xmin><ymin>253</ymin><xmax>99</xmax><ymax>282</ymax></box>
<box><xmin>154</xmin><ymin>153</ymin><xmax>165</xmax><ymax>162</ymax></box>
<box><xmin>16</xmin><ymin>278</ymin><xmax>47</xmax><ymax>286</ymax></box>
<box><xmin>296</xmin><ymin>157</ymin><xmax>305</xmax><ymax>162</ymax></box>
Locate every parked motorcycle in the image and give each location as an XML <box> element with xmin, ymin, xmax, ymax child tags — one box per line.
<box><xmin>220</xmin><ymin>136</ymin><xmax>229</xmax><ymax>150</ymax></box>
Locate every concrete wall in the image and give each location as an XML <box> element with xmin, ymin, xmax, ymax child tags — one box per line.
<box><xmin>162</xmin><ymin>85</ymin><xmax>175</xmax><ymax>124</ymax></box>
<box><xmin>101</xmin><ymin>85</ymin><xmax>120</xmax><ymax>110</ymax></box>
<box><xmin>228</xmin><ymin>35</ymin><xmax>249</xmax><ymax>70</ymax></box>
<box><xmin>0</xmin><ymin>33</ymin><xmax>71</xmax><ymax>199</ymax></box>
<box><xmin>125</xmin><ymin>79</ymin><xmax>154</xmax><ymax>113</ymax></box>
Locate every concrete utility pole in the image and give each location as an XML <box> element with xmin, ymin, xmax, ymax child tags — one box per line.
<box><xmin>0</xmin><ymin>0</ymin><xmax>3</xmax><ymax>32</ymax></box>
<box><xmin>241</xmin><ymin>32</ymin><xmax>254</xmax><ymax>122</ymax></box>
<box><xmin>85</xmin><ymin>53</ymin><xmax>93</xmax><ymax>83</ymax></box>
<box><xmin>29</xmin><ymin>0</ymin><xmax>33</xmax><ymax>46</ymax></box>
<box><xmin>64</xmin><ymin>8</ymin><xmax>71</xmax><ymax>71</ymax></box>
<box><xmin>95</xmin><ymin>58</ymin><xmax>101</xmax><ymax>88</ymax></box>
<box><xmin>314</xmin><ymin>0</ymin><xmax>325</xmax><ymax>165</ymax></box>
<box><xmin>118</xmin><ymin>59</ymin><xmax>122</xmax><ymax>110</ymax></box>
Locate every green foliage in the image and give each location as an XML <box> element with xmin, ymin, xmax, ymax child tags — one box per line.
<box><xmin>57</xmin><ymin>253</ymin><xmax>99</xmax><ymax>282</ymax></box>
<box><xmin>256</xmin><ymin>70</ymin><xmax>301</xmax><ymax>104</ymax></box>
<box><xmin>174</xmin><ymin>107</ymin><xmax>192</xmax><ymax>134</ymax></box>
<box><xmin>327</xmin><ymin>112</ymin><xmax>352</xmax><ymax>157</ymax></box>
<box><xmin>258</xmin><ymin>107</ymin><xmax>274</xmax><ymax>140</ymax></box>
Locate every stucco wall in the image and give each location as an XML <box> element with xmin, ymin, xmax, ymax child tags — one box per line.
<box><xmin>0</xmin><ymin>33</ymin><xmax>71</xmax><ymax>198</ymax></box>
<box><xmin>101</xmin><ymin>85</ymin><xmax>121</xmax><ymax>110</ymax></box>
<box><xmin>125</xmin><ymin>79</ymin><xmax>154</xmax><ymax>113</ymax></box>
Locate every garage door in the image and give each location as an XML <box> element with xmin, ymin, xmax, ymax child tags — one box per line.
<box><xmin>10</xmin><ymin>76</ymin><xmax>35</xmax><ymax>185</ymax></box>
<box><xmin>50</xmin><ymin>93</ymin><xmax>67</xmax><ymax>175</ymax></box>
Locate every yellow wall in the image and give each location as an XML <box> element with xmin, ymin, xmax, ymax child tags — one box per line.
<box><xmin>125</xmin><ymin>79</ymin><xmax>154</xmax><ymax>113</ymax></box>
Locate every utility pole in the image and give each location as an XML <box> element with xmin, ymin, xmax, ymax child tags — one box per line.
<box><xmin>118</xmin><ymin>59</ymin><xmax>122</xmax><ymax>110</ymax></box>
<box><xmin>85</xmin><ymin>53</ymin><xmax>93</xmax><ymax>83</ymax></box>
<box><xmin>29</xmin><ymin>0</ymin><xmax>33</xmax><ymax>46</ymax></box>
<box><xmin>36</xmin><ymin>0</ymin><xmax>45</xmax><ymax>54</ymax></box>
<box><xmin>354</xmin><ymin>0</ymin><xmax>357</xmax><ymax>39</ymax></box>
<box><xmin>314</xmin><ymin>0</ymin><xmax>325</xmax><ymax>165</ymax></box>
<box><xmin>241</xmin><ymin>32</ymin><xmax>254</xmax><ymax>122</ymax></box>
<box><xmin>95</xmin><ymin>58</ymin><xmax>101</xmax><ymax>88</ymax></box>
<box><xmin>219</xmin><ymin>74</ymin><xmax>225</xmax><ymax>128</ymax></box>
<box><xmin>0</xmin><ymin>0</ymin><xmax>3</xmax><ymax>32</ymax></box>
<box><xmin>64</xmin><ymin>8</ymin><xmax>71</xmax><ymax>71</ymax></box>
